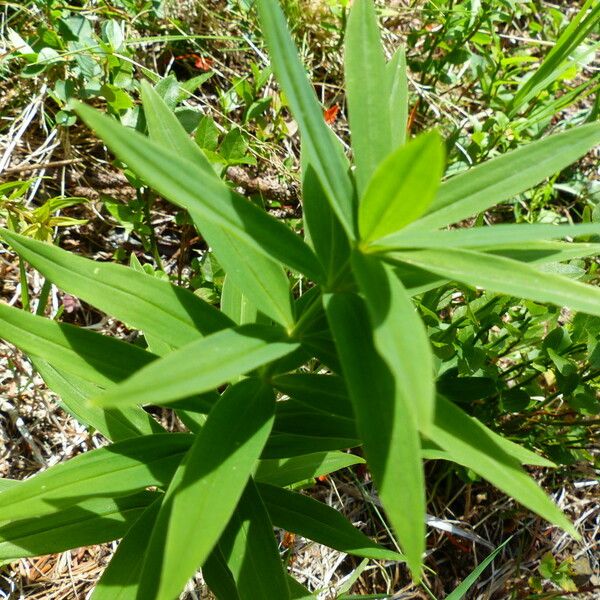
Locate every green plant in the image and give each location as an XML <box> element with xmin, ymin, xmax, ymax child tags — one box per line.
<box><xmin>1</xmin><ymin>0</ymin><xmax>599</xmax><ymax>598</ymax></box>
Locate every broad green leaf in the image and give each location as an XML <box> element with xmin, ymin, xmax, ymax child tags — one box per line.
<box><xmin>0</xmin><ymin>302</ymin><xmax>155</xmax><ymax>388</ymax></box>
<box><xmin>510</xmin><ymin>1</ymin><xmax>600</xmax><ymax>114</ymax></box>
<box><xmin>445</xmin><ymin>537</ymin><xmax>512</xmax><ymax>600</ymax></box>
<box><xmin>74</xmin><ymin>102</ymin><xmax>325</xmax><ymax>284</ymax></box>
<box><xmin>352</xmin><ymin>251</ymin><xmax>435</xmax><ymax>430</ymax></box>
<box><xmin>137</xmin><ymin>379</ymin><xmax>275</xmax><ymax>600</ymax></box>
<box><xmin>0</xmin><ymin>491</ymin><xmax>156</xmax><ymax>561</ymax></box>
<box><xmin>255</xmin><ymin>0</ymin><xmax>355</xmax><ymax>236</ymax></box>
<box><xmin>94</xmin><ymin>324</ymin><xmax>299</xmax><ymax>408</ymax></box>
<box><xmin>387</xmin><ymin>47</ymin><xmax>409</xmax><ymax>148</ymax></box>
<box><xmin>324</xmin><ymin>292</ymin><xmax>425</xmax><ymax>579</ymax></box>
<box><xmin>358</xmin><ymin>131</ymin><xmax>445</xmax><ymax>241</ymax></box>
<box><xmin>91</xmin><ymin>498</ymin><xmax>162</xmax><ymax>600</ymax></box>
<box><xmin>430</xmin><ymin>396</ymin><xmax>577</xmax><ymax>537</ymax></box>
<box><xmin>301</xmin><ymin>151</ymin><xmax>351</xmax><ymax>286</ymax></box>
<box><xmin>391</xmin><ymin>247</ymin><xmax>600</xmax><ymax>317</ymax></box>
<box><xmin>376</xmin><ymin>223</ymin><xmax>600</xmax><ymax>250</ymax></box>
<box><xmin>33</xmin><ymin>359</ymin><xmax>162</xmax><ymax>441</ymax></box>
<box><xmin>414</xmin><ymin>123</ymin><xmax>600</xmax><ymax>231</ymax></box>
<box><xmin>141</xmin><ymin>81</ymin><xmax>295</xmax><ymax>327</ymax></box>
<box><xmin>219</xmin><ymin>480</ymin><xmax>290</xmax><ymax>600</ymax></box>
<box><xmin>255</xmin><ymin>451</ymin><xmax>364</xmax><ymax>487</ymax></box>
<box><xmin>0</xmin><ymin>434</ymin><xmax>192</xmax><ymax>521</ymax></box>
<box><xmin>0</xmin><ymin>228</ymin><xmax>231</xmax><ymax>350</ymax></box>
<box><xmin>345</xmin><ymin>0</ymin><xmax>392</xmax><ymax>194</ymax></box>
<box><xmin>258</xmin><ymin>483</ymin><xmax>404</xmax><ymax>561</ymax></box>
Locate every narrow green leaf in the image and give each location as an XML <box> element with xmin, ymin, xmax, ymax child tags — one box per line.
<box><xmin>352</xmin><ymin>251</ymin><xmax>435</xmax><ymax>430</ymax></box>
<box><xmin>445</xmin><ymin>537</ymin><xmax>512</xmax><ymax>600</ymax></box>
<box><xmin>74</xmin><ymin>102</ymin><xmax>325</xmax><ymax>284</ymax></box>
<box><xmin>91</xmin><ymin>497</ymin><xmax>162</xmax><ymax>600</ymax></box>
<box><xmin>0</xmin><ymin>228</ymin><xmax>232</xmax><ymax>350</ymax></box>
<box><xmin>376</xmin><ymin>223</ymin><xmax>600</xmax><ymax>250</ymax></box>
<box><xmin>203</xmin><ymin>545</ymin><xmax>242</xmax><ymax>600</ymax></box>
<box><xmin>301</xmin><ymin>151</ymin><xmax>351</xmax><ymax>285</ymax></box>
<box><xmin>0</xmin><ymin>434</ymin><xmax>192</xmax><ymax>521</ymax></box>
<box><xmin>262</xmin><ymin>432</ymin><xmax>358</xmax><ymax>459</ymax></box>
<box><xmin>358</xmin><ymin>131</ymin><xmax>445</xmax><ymax>241</ymax></box>
<box><xmin>0</xmin><ymin>491</ymin><xmax>156</xmax><ymax>561</ymax></box>
<box><xmin>387</xmin><ymin>47</ymin><xmax>409</xmax><ymax>149</ymax></box>
<box><xmin>415</xmin><ymin>123</ymin><xmax>600</xmax><ymax>231</ymax></box>
<box><xmin>255</xmin><ymin>451</ymin><xmax>364</xmax><ymax>488</ymax></box>
<box><xmin>255</xmin><ymin>0</ymin><xmax>355</xmax><ymax>236</ymax></box>
<box><xmin>288</xmin><ymin>576</ymin><xmax>315</xmax><ymax>599</ymax></box>
<box><xmin>324</xmin><ymin>292</ymin><xmax>425</xmax><ymax>580</ymax></box>
<box><xmin>345</xmin><ymin>0</ymin><xmax>392</xmax><ymax>194</ymax></box>
<box><xmin>0</xmin><ymin>302</ymin><xmax>155</xmax><ymax>388</ymax></box>
<box><xmin>430</xmin><ymin>396</ymin><xmax>577</xmax><ymax>537</ymax></box>
<box><xmin>219</xmin><ymin>480</ymin><xmax>290</xmax><ymax>600</ymax></box>
<box><xmin>93</xmin><ymin>324</ymin><xmax>299</xmax><ymax>408</ymax></box>
<box><xmin>141</xmin><ymin>81</ymin><xmax>295</xmax><ymax>327</ymax></box>
<box><xmin>0</xmin><ymin>480</ymin><xmax>18</xmax><ymax>492</ymax></box>
<box><xmin>137</xmin><ymin>379</ymin><xmax>275</xmax><ymax>600</ymax></box>
<box><xmin>258</xmin><ymin>483</ymin><xmax>404</xmax><ymax>562</ymax></box>
<box><xmin>33</xmin><ymin>359</ymin><xmax>162</xmax><ymax>441</ymax></box>
<box><xmin>510</xmin><ymin>1</ymin><xmax>600</xmax><ymax>114</ymax></box>
<box><xmin>391</xmin><ymin>247</ymin><xmax>600</xmax><ymax>317</ymax></box>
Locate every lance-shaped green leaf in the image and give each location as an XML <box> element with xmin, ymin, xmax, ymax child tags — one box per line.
<box><xmin>387</xmin><ymin>47</ymin><xmax>409</xmax><ymax>149</ymax></box>
<box><xmin>430</xmin><ymin>396</ymin><xmax>577</xmax><ymax>538</ymax></box>
<box><xmin>0</xmin><ymin>302</ymin><xmax>155</xmax><ymax>388</ymax></box>
<box><xmin>414</xmin><ymin>123</ymin><xmax>600</xmax><ymax>231</ymax></box>
<box><xmin>137</xmin><ymin>379</ymin><xmax>275</xmax><ymax>600</ymax></box>
<box><xmin>345</xmin><ymin>0</ymin><xmax>392</xmax><ymax>194</ymax></box>
<box><xmin>391</xmin><ymin>247</ymin><xmax>600</xmax><ymax>317</ymax></box>
<box><xmin>301</xmin><ymin>151</ymin><xmax>351</xmax><ymax>286</ymax></box>
<box><xmin>0</xmin><ymin>480</ymin><xmax>18</xmax><ymax>493</ymax></box>
<box><xmin>352</xmin><ymin>251</ymin><xmax>435</xmax><ymax>430</ymax></box>
<box><xmin>0</xmin><ymin>491</ymin><xmax>156</xmax><ymax>561</ymax></box>
<box><xmin>358</xmin><ymin>131</ymin><xmax>445</xmax><ymax>241</ymax></box>
<box><xmin>262</xmin><ymin>432</ymin><xmax>359</xmax><ymax>459</ymax></box>
<box><xmin>255</xmin><ymin>0</ymin><xmax>355</xmax><ymax>236</ymax></box>
<box><xmin>74</xmin><ymin>102</ymin><xmax>325</xmax><ymax>284</ymax></box>
<box><xmin>219</xmin><ymin>480</ymin><xmax>290</xmax><ymax>600</ymax></box>
<box><xmin>141</xmin><ymin>81</ymin><xmax>295</xmax><ymax>327</ymax></box>
<box><xmin>0</xmin><ymin>434</ymin><xmax>193</xmax><ymax>521</ymax></box>
<box><xmin>288</xmin><ymin>577</ymin><xmax>315</xmax><ymax>599</ymax></box>
<box><xmin>0</xmin><ymin>228</ymin><xmax>231</xmax><ymax>350</ymax></box>
<box><xmin>33</xmin><ymin>359</ymin><xmax>162</xmax><ymax>441</ymax></box>
<box><xmin>221</xmin><ymin>274</ymin><xmax>259</xmax><ymax>325</ymax></box>
<box><xmin>93</xmin><ymin>324</ymin><xmax>299</xmax><ymax>408</ymax></box>
<box><xmin>510</xmin><ymin>0</ymin><xmax>600</xmax><ymax>115</ymax></box>
<box><xmin>376</xmin><ymin>223</ymin><xmax>600</xmax><ymax>250</ymax></box>
<box><xmin>255</xmin><ymin>451</ymin><xmax>364</xmax><ymax>487</ymax></box>
<box><xmin>259</xmin><ymin>483</ymin><xmax>403</xmax><ymax>561</ymax></box>
<box><xmin>91</xmin><ymin>497</ymin><xmax>162</xmax><ymax>600</ymax></box>
<box><xmin>324</xmin><ymin>292</ymin><xmax>425</xmax><ymax>580</ymax></box>
<box><xmin>204</xmin><ymin>545</ymin><xmax>241</xmax><ymax>600</ymax></box>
